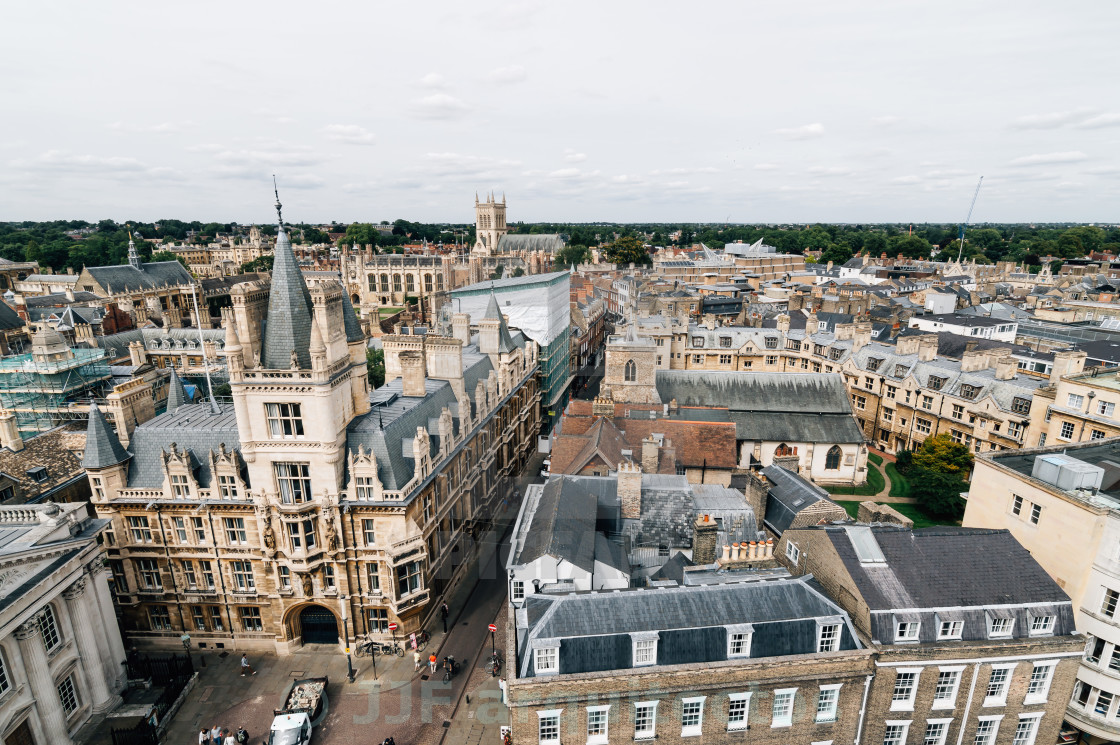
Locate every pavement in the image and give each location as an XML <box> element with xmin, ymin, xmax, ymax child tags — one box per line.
<box><xmin>147</xmin><ymin>450</ymin><xmax>544</xmax><ymax>745</ymax></box>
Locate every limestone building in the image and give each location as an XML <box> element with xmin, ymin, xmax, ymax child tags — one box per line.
<box><xmin>964</xmin><ymin>440</ymin><xmax>1120</xmax><ymax>743</ymax></box>
<box><xmin>0</xmin><ymin>502</ymin><xmax>125</xmax><ymax>745</ymax></box>
<box><xmin>82</xmin><ymin>200</ymin><xmax>541</xmax><ymax>654</ymax></box>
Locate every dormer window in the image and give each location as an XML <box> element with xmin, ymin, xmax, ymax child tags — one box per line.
<box><xmin>895</xmin><ymin>620</ymin><xmax>921</xmax><ymax>642</ymax></box>
<box><xmin>764</xmin><ymin>336</ymin><xmax>778</xmax><ymax>349</ymax></box>
<box><xmin>720</xmin><ymin>336</ymin><xmax>732</xmax><ymax>348</ymax></box>
<box><xmin>866</xmin><ymin>357</ymin><xmax>883</xmax><ymax>371</ymax></box>
<box><xmin>960</xmin><ymin>384</ymin><xmax>979</xmax><ymax>400</ymax></box>
<box><xmin>631</xmin><ymin>632</ymin><xmax>659</xmax><ymax>667</ymax></box>
<box><xmin>1029</xmin><ymin>615</ymin><xmax>1055</xmax><ymax>636</ymax></box>
<box><xmin>1012</xmin><ymin>397</ymin><xmax>1031</xmax><ymax>415</ymax></box>
<box><xmin>725</xmin><ymin>624</ymin><xmax>753</xmax><ymax>659</ymax></box>
<box><xmin>895</xmin><ymin>364</ymin><xmax>909</xmax><ymax>377</ymax></box>
<box><xmin>691</xmin><ymin>337</ymin><xmax>704</xmax><ymax>348</ymax></box>
<box><xmin>830</xmin><ymin>348</ymin><xmax>843</xmax><ymax>360</ymax></box>
<box><xmin>987</xmin><ymin>613</ymin><xmax>1015</xmax><ymax>638</ymax></box>
<box><xmin>26</xmin><ymin>467</ymin><xmax>47</xmax><ymax>483</ymax></box>
<box><xmin>927</xmin><ymin>376</ymin><xmax>945</xmax><ymax>390</ymax></box>
<box><xmin>534</xmin><ymin>645</ymin><xmax>559</xmax><ymax>675</ymax></box>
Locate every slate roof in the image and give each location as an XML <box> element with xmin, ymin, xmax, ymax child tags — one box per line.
<box><xmin>23</xmin><ymin>292</ymin><xmax>101</xmax><ymax>307</ymax></box>
<box><xmin>165</xmin><ymin>368</ymin><xmax>190</xmax><ymax>413</ymax></box>
<box><xmin>518</xmin><ymin>578</ymin><xmax>859</xmax><ymax>676</ymax></box>
<box><xmin>512</xmin><ymin>477</ymin><xmax>598</xmax><ymax>572</ymax></box>
<box><xmin>550</xmin><ymin>418</ymin><xmax>629</xmax><ymax>475</ymax></box>
<box><xmin>0</xmin><ymin>423</ymin><xmax>87</xmax><ymax>502</ymax></box>
<box><xmin>914</xmin><ymin>313</ymin><xmax>1008</xmax><ymax>328</ymax></box>
<box><xmin>0</xmin><ymin>301</ymin><xmax>24</xmax><ymax>331</ymax></box>
<box><xmin>95</xmin><ymin>327</ymin><xmax>226</xmax><ymax>361</ymax></box>
<box><xmin>655</xmin><ymin>371</ymin><xmax>864</xmax><ymax>443</ymax></box>
<box><xmin>85</xmin><ymin>261</ymin><xmax>193</xmax><ymax>293</ymax></box>
<box><xmin>342</xmin><ymin>296</ymin><xmax>365</xmax><ymax>343</ymax></box>
<box><xmin>497</xmin><ymin>234</ymin><xmax>566</xmax><ymax>253</ymax></box>
<box><xmin>762</xmin><ymin>465</ymin><xmax>839</xmax><ymax>535</ymax></box>
<box><xmin>484</xmin><ymin>293</ymin><xmax>518</xmax><ymax>354</ymax></box>
<box><xmin>82</xmin><ymin>403</ymin><xmax>131</xmax><ymax>469</ymax></box>
<box><xmin>815</xmin><ymin>525</ymin><xmax>1077</xmax><ymax>643</ymax></box>
<box><xmin>261</xmin><ymin>224</ymin><xmax>316</xmax><ymax>369</ymax></box>
<box><xmin>122</xmin><ymin>404</ymin><xmax>240</xmax><ymax>489</ymax></box>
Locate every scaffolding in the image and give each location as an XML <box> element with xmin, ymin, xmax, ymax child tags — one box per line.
<box><xmin>0</xmin><ymin>348</ymin><xmax>112</xmax><ymax>435</ymax></box>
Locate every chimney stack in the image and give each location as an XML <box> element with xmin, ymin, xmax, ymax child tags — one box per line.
<box><xmin>618</xmin><ymin>460</ymin><xmax>643</xmax><ymax>519</ymax></box>
<box><xmin>0</xmin><ymin>409</ymin><xmax>22</xmax><ymax>452</ymax></box>
<box><xmin>451</xmin><ymin>313</ymin><xmax>472</xmax><ymax>346</ymax></box>
<box><xmin>994</xmin><ymin>353</ymin><xmax>1017</xmax><ymax>380</ymax></box>
<box><xmin>641</xmin><ymin>435</ymin><xmax>660</xmax><ymax>473</ymax></box>
<box><xmin>1050</xmin><ymin>350</ymin><xmax>1087</xmax><ymax>385</ymax></box>
<box><xmin>692</xmin><ymin>514</ymin><xmax>718</xmax><ymax>565</ymax></box>
<box><xmin>917</xmin><ymin>334</ymin><xmax>939</xmax><ymax>362</ymax></box>
<box><xmin>399</xmin><ymin>350</ymin><xmax>427</xmax><ymax>397</ymax></box>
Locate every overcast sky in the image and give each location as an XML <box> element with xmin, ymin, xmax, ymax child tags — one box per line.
<box><xmin>3</xmin><ymin>1</ymin><xmax>1118</xmax><ymax>224</ymax></box>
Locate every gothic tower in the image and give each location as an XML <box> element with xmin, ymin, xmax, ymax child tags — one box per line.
<box><xmin>472</xmin><ymin>192</ymin><xmax>508</xmax><ymax>256</ymax></box>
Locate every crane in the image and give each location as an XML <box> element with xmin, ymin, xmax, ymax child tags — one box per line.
<box><xmin>956</xmin><ymin>176</ymin><xmax>984</xmax><ymax>263</ymax></box>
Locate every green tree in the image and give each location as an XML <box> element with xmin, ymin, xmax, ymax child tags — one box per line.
<box><xmin>910</xmin><ymin>467</ymin><xmax>967</xmax><ymax>520</ymax></box>
<box><xmin>555</xmin><ymin>244</ymin><xmax>591</xmax><ymax>267</ymax></box>
<box><xmin>240</xmin><ymin>255</ymin><xmax>274</xmax><ymax>273</ymax></box>
<box><xmin>605</xmin><ymin>236</ymin><xmax>651</xmax><ymax>266</ymax></box>
<box><xmin>820</xmin><ymin>244</ymin><xmax>853</xmax><ymax>265</ymax></box>
<box><xmin>150</xmin><ymin>250</ymin><xmax>188</xmax><ymax>268</ymax></box>
<box><xmin>366</xmin><ymin>348</ymin><xmax>385</xmax><ymax>388</ymax></box>
<box><xmin>911</xmin><ymin>433</ymin><xmax>973</xmax><ymax>476</ymax></box>
<box><xmin>342</xmin><ymin>223</ymin><xmax>379</xmax><ymax>248</ymax></box>
<box><xmin>892</xmin><ymin>234</ymin><xmax>932</xmax><ymax>259</ymax></box>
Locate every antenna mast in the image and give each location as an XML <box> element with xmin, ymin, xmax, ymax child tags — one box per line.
<box><xmin>956</xmin><ymin>176</ymin><xmax>984</xmax><ymax>263</ymax></box>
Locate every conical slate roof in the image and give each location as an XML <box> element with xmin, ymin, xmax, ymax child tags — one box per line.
<box><xmin>484</xmin><ymin>293</ymin><xmax>518</xmax><ymax>354</ymax></box>
<box><xmin>82</xmin><ymin>403</ymin><xmax>130</xmax><ymax>469</ymax></box>
<box><xmin>342</xmin><ymin>297</ymin><xmax>364</xmax><ymax>343</ymax></box>
<box><xmin>0</xmin><ymin>300</ymin><xmax>23</xmax><ymax>331</ymax></box>
<box><xmin>261</xmin><ymin>224</ymin><xmax>315</xmax><ymax>369</ymax></box>
<box><xmin>165</xmin><ymin>368</ymin><xmax>190</xmax><ymax>413</ymax></box>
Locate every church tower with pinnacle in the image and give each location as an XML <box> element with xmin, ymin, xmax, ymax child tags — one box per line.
<box><xmin>472</xmin><ymin>191</ymin><xmax>508</xmax><ymax>256</ymax></box>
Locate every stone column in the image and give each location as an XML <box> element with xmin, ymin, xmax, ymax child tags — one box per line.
<box><xmin>86</xmin><ymin>561</ymin><xmax>127</xmax><ymax>692</ymax></box>
<box><xmin>63</xmin><ymin>579</ymin><xmax>118</xmax><ymax>712</ymax></box>
<box><xmin>15</xmin><ymin>615</ymin><xmax>74</xmax><ymax>745</ymax></box>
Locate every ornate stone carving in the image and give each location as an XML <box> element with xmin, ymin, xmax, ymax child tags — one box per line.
<box><xmin>324</xmin><ymin>519</ymin><xmax>338</xmax><ymax>552</ymax></box>
<box><xmin>62</xmin><ymin>578</ymin><xmax>87</xmax><ymax>600</ymax></box>
<box><xmin>301</xmin><ymin>573</ymin><xmax>313</xmax><ymax>597</ymax></box>
<box><xmin>15</xmin><ymin>616</ymin><xmax>41</xmax><ymax>640</ymax></box>
<box><xmin>263</xmin><ymin>523</ymin><xmax>276</xmax><ymax>551</ymax></box>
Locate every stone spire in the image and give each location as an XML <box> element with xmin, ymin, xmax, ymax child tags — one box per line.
<box><xmin>128</xmin><ymin>230</ymin><xmax>142</xmax><ymax>270</ymax></box>
<box><xmin>82</xmin><ymin>403</ymin><xmax>130</xmax><ymax>469</ymax></box>
<box><xmin>165</xmin><ymin>367</ymin><xmax>189</xmax><ymax>413</ymax></box>
<box><xmin>342</xmin><ymin>295</ymin><xmax>364</xmax><ymax>343</ymax></box>
<box><xmin>483</xmin><ymin>292</ymin><xmax>518</xmax><ymax>354</ymax></box>
<box><xmin>261</xmin><ymin>184</ymin><xmax>315</xmax><ymax>369</ymax></box>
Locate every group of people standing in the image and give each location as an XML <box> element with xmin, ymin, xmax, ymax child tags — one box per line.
<box><xmin>199</xmin><ymin>725</ymin><xmax>249</xmax><ymax>744</ymax></box>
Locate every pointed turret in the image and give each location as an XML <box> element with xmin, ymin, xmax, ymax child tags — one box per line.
<box><xmin>82</xmin><ymin>403</ymin><xmax>130</xmax><ymax>469</ymax></box>
<box><xmin>128</xmin><ymin>231</ymin><xmax>142</xmax><ymax>270</ymax></box>
<box><xmin>481</xmin><ymin>292</ymin><xmax>518</xmax><ymax>355</ymax></box>
<box><xmin>260</xmin><ymin>189</ymin><xmax>315</xmax><ymax>369</ymax></box>
<box><xmin>342</xmin><ymin>296</ymin><xmax>364</xmax><ymax>343</ymax></box>
<box><xmin>165</xmin><ymin>368</ymin><xmax>190</xmax><ymax>413</ymax></box>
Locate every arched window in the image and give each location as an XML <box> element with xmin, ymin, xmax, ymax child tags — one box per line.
<box><xmin>379</xmin><ymin>274</ymin><xmax>390</xmax><ymax>292</ymax></box>
<box><xmin>405</xmin><ymin>274</ymin><xmax>415</xmax><ymax>293</ymax></box>
<box><xmin>624</xmin><ymin>359</ymin><xmax>636</xmax><ymax>382</ymax></box>
<box><xmin>392</xmin><ymin>274</ymin><xmax>402</xmax><ymax>293</ymax></box>
<box><xmin>825</xmin><ymin>445</ymin><xmax>842</xmax><ymax>470</ymax></box>
<box><xmin>436</xmin><ymin>273</ymin><xmax>444</xmax><ymax>291</ymax></box>
<box><xmin>775</xmin><ymin>443</ymin><xmax>793</xmax><ymax>457</ymax></box>
<box><xmin>424</xmin><ymin>274</ymin><xmax>433</xmax><ymax>293</ymax></box>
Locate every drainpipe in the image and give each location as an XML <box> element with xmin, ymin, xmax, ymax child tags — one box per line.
<box><xmin>953</xmin><ymin>663</ymin><xmax>981</xmax><ymax>745</ymax></box>
<box><xmin>854</xmin><ymin>673</ymin><xmax>874</xmax><ymax>745</ymax></box>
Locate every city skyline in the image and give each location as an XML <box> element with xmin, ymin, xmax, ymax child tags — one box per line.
<box><xmin>2</xmin><ymin>1</ymin><xmax>1118</xmax><ymax>223</ymax></box>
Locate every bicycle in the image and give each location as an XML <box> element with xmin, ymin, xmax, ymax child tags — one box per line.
<box><xmin>487</xmin><ymin>650</ymin><xmax>502</xmax><ymax>677</ymax></box>
<box><xmin>413</xmin><ymin>629</ymin><xmax>431</xmax><ymax>653</ymax></box>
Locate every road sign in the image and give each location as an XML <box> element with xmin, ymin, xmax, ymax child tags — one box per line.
<box><xmin>488</xmin><ymin>623</ymin><xmax>497</xmax><ymax>633</ymax></box>
<box><xmin>388</xmin><ymin>622</ymin><xmax>398</xmax><ymax>631</ymax></box>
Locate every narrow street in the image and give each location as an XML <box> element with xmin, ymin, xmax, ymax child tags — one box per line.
<box><xmin>153</xmin><ymin>451</ymin><xmax>541</xmax><ymax>745</ymax></box>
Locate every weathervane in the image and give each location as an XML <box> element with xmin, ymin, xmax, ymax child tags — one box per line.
<box><xmin>273</xmin><ymin>174</ymin><xmax>283</xmax><ymax>226</ymax></box>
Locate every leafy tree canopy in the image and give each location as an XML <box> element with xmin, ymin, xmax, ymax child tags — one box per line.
<box><xmin>605</xmin><ymin>235</ymin><xmax>651</xmax><ymax>266</ymax></box>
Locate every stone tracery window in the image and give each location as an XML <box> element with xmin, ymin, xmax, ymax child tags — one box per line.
<box><xmin>624</xmin><ymin>359</ymin><xmax>636</xmax><ymax>382</ymax></box>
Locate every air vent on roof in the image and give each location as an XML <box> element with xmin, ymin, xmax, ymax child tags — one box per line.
<box><xmin>26</xmin><ymin>467</ymin><xmax>47</xmax><ymax>483</ymax></box>
<box><xmin>1032</xmin><ymin>454</ymin><xmax>1104</xmax><ymax>492</ymax></box>
<box><xmin>374</xmin><ymin>393</ymin><xmax>399</xmax><ymax>408</ymax></box>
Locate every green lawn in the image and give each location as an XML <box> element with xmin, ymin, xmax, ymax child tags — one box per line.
<box><xmin>827</xmin><ymin>462</ymin><xmax>885</xmax><ymax>497</ymax></box>
<box><xmin>868</xmin><ymin>452</ymin><xmax>883</xmax><ymax>466</ymax></box>
<box><xmin>835</xmin><ymin>500</ymin><xmax>957</xmax><ymax>529</ymax></box>
<box><xmin>886</xmin><ymin>462</ymin><xmax>911</xmax><ymax>499</ymax></box>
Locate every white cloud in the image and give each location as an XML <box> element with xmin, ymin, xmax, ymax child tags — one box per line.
<box><xmin>409</xmin><ymin>93</ymin><xmax>471</xmax><ymax>120</ymax></box>
<box><xmin>285</xmin><ymin>174</ymin><xmax>326</xmax><ymax>189</ymax></box>
<box><xmin>1009</xmin><ymin>111</ymin><xmax>1089</xmax><ymax>130</ymax></box>
<box><xmin>1078</xmin><ymin>113</ymin><xmax>1120</xmax><ymax>129</ymax></box>
<box><xmin>774</xmin><ymin>122</ymin><xmax>825</xmax><ymax>139</ymax></box>
<box><xmin>547</xmin><ymin>168</ymin><xmax>601</xmax><ymax>181</ymax></box>
<box><xmin>488</xmin><ymin>65</ymin><xmax>527</xmax><ymax>85</ymax></box>
<box><xmin>870</xmin><ymin>116</ymin><xmax>901</xmax><ymax>126</ymax></box>
<box><xmin>418</xmin><ymin>73</ymin><xmax>448</xmax><ymax>89</ymax></box>
<box><xmin>108</xmin><ymin>120</ymin><xmax>193</xmax><ymax>134</ymax></box>
<box><xmin>754</xmin><ymin>163</ymin><xmax>780</xmax><ymax>171</ymax></box>
<box><xmin>322</xmin><ymin>124</ymin><xmax>376</xmax><ymax>146</ymax></box>
<box><xmin>807</xmin><ymin>166</ymin><xmax>852</xmax><ymax>177</ymax></box>
<box><xmin>892</xmin><ymin>175</ymin><xmax>921</xmax><ymax>185</ymax></box>
<box><xmin>564</xmin><ymin>149</ymin><xmax>587</xmax><ymax>163</ymax></box>
<box><xmin>421</xmin><ymin>152</ymin><xmax>520</xmax><ymax>180</ymax></box>
<box><xmin>1008</xmin><ymin>151</ymin><xmax>1088</xmax><ymax>167</ymax></box>
<box><xmin>9</xmin><ymin>150</ymin><xmax>185</xmax><ymax>182</ymax></box>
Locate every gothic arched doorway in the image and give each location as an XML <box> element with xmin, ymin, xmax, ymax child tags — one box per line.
<box><xmin>299</xmin><ymin>605</ymin><xmax>340</xmax><ymax>645</ymax></box>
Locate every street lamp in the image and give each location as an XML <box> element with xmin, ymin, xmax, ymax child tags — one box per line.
<box><xmin>340</xmin><ymin>602</ymin><xmax>355</xmax><ymax>683</ymax></box>
<box><xmin>180</xmin><ymin>633</ymin><xmax>203</xmax><ymax>669</ymax></box>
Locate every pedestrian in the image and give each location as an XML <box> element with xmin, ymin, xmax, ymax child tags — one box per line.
<box><xmin>413</xmin><ymin>649</ymin><xmax>422</xmax><ymax>671</ymax></box>
<box><xmin>198</xmin><ymin>728</ymin><xmax>208</xmax><ymax>745</ymax></box>
<box><xmin>240</xmin><ymin>653</ymin><xmax>256</xmax><ymax>677</ymax></box>
<box><xmin>235</xmin><ymin>727</ymin><xmax>249</xmax><ymax>744</ymax></box>
<box><xmin>210</xmin><ymin>724</ymin><xmax>222</xmax><ymax>745</ymax></box>
<box><xmin>428</xmin><ymin>653</ymin><xmax>437</xmax><ymax>673</ymax></box>
<box><xmin>440</xmin><ymin>602</ymin><xmax>449</xmax><ymax>633</ymax></box>
<box><xmin>409</xmin><ymin>631</ymin><xmax>417</xmax><ymax>650</ymax></box>
<box><xmin>223</xmin><ymin>729</ymin><xmax>236</xmax><ymax>745</ymax></box>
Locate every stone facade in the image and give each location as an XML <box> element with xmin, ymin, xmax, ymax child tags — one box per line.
<box><xmin>83</xmin><ymin>214</ymin><xmax>542</xmax><ymax>655</ymax></box>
